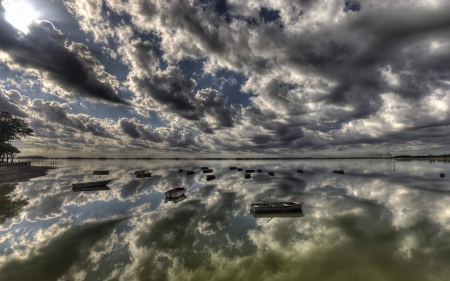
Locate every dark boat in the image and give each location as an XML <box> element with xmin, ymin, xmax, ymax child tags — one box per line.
<box><xmin>165</xmin><ymin>194</ymin><xmax>187</xmax><ymax>204</ymax></box>
<box><xmin>206</xmin><ymin>175</ymin><xmax>216</xmax><ymax>181</ymax></box>
<box><xmin>72</xmin><ymin>186</ymin><xmax>111</xmax><ymax>192</ymax></box>
<box><xmin>230</xmin><ymin>167</ymin><xmax>237</xmax><ymax>170</ymax></box>
<box><xmin>203</xmin><ymin>169</ymin><xmax>213</xmax><ymax>173</ymax></box>
<box><xmin>165</xmin><ymin>187</ymin><xmax>187</xmax><ymax>199</ymax></box>
<box><xmin>186</xmin><ymin>171</ymin><xmax>195</xmax><ymax>175</ymax></box>
<box><xmin>93</xmin><ymin>171</ymin><xmax>109</xmax><ymax>175</ymax></box>
<box><xmin>179</xmin><ymin>169</ymin><xmax>184</xmax><ymax>173</ymax></box>
<box><xmin>246</xmin><ymin>169</ymin><xmax>255</xmax><ymax>173</ymax></box>
<box><xmin>257</xmin><ymin>169</ymin><xmax>262</xmax><ymax>173</ymax></box>
<box><xmin>135</xmin><ymin>170</ymin><xmax>145</xmax><ymax>175</ymax></box>
<box><xmin>297</xmin><ymin>169</ymin><xmax>303</xmax><ymax>173</ymax></box>
<box><xmin>333</xmin><ymin>170</ymin><xmax>344</xmax><ymax>174</ymax></box>
<box><xmin>200</xmin><ymin>167</ymin><xmax>209</xmax><ymax>170</ymax></box>
<box><xmin>268</xmin><ymin>171</ymin><xmax>275</xmax><ymax>176</ymax></box>
<box><xmin>137</xmin><ymin>172</ymin><xmax>152</xmax><ymax>178</ymax></box>
<box><xmin>245</xmin><ymin>173</ymin><xmax>251</xmax><ymax>179</ymax></box>
<box><xmin>72</xmin><ymin>179</ymin><xmax>112</xmax><ymax>188</ymax></box>
<box><xmin>237</xmin><ymin>168</ymin><xmax>243</xmax><ymax>171</ymax></box>
<box><xmin>251</xmin><ymin>201</ymin><xmax>303</xmax><ymax>213</ymax></box>
<box><xmin>440</xmin><ymin>173</ymin><xmax>445</xmax><ymax>178</ymax></box>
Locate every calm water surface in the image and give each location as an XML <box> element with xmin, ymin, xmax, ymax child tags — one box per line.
<box><xmin>0</xmin><ymin>159</ymin><xmax>450</xmax><ymax>281</ymax></box>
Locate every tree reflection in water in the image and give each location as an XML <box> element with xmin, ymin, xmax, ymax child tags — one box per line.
<box><xmin>0</xmin><ymin>183</ymin><xmax>29</xmax><ymax>225</ymax></box>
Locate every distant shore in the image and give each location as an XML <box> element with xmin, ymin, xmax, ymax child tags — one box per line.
<box><xmin>0</xmin><ymin>166</ymin><xmax>56</xmax><ymax>185</ymax></box>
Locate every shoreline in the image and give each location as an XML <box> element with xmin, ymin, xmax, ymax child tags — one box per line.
<box><xmin>0</xmin><ymin>166</ymin><xmax>56</xmax><ymax>185</ymax></box>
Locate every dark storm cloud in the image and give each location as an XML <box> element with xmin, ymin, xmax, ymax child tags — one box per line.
<box><xmin>132</xmin><ymin>66</ymin><xmax>201</xmax><ymax>120</ymax></box>
<box><xmin>0</xmin><ymin>217</ymin><xmax>127</xmax><ymax>281</ymax></box>
<box><xmin>0</xmin><ymin>4</ymin><xmax>128</xmax><ymax>105</ymax></box>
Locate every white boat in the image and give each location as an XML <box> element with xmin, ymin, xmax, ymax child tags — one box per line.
<box><xmin>72</xmin><ymin>179</ymin><xmax>112</xmax><ymax>188</ymax></box>
<box><xmin>251</xmin><ymin>201</ymin><xmax>303</xmax><ymax>213</ymax></box>
<box><xmin>164</xmin><ymin>187</ymin><xmax>187</xmax><ymax>199</ymax></box>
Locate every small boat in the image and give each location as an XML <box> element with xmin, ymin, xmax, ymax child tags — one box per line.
<box><xmin>206</xmin><ymin>175</ymin><xmax>216</xmax><ymax>181</ymax></box>
<box><xmin>333</xmin><ymin>170</ymin><xmax>344</xmax><ymax>174</ymax></box>
<box><xmin>72</xmin><ymin>179</ymin><xmax>112</xmax><ymax>189</ymax></box>
<box><xmin>93</xmin><ymin>171</ymin><xmax>109</xmax><ymax>175</ymax></box>
<box><xmin>179</xmin><ymin>169</ymin><xmax>184</xmax><ymax>173</ymax></box>
<box><xmin>137</xmin><ymin>172</ymin><xmax>152</xmax><ymax>178</ymax></box>
<box><xmin>251</xmin><ymin>201</ymin><xmax>303</xmax><ymax>213</ymax></box>
<box><xmin>237</xmin><ymin>168</ymin><xmax>243</xmax><ymax>171</ymax></box>
<box><xmin>297</xmin><ymin>169</ymin><xmax>303</xmax><ymax>173</ymax></box>
<box><xmin>245</xmin><ymin>173</ymin><xmax>251</xmax><ymax>179</ymax></box>
<box><xmin>257</xmin><ymin>169</ymin><xmax>262</xmax><ymax>173</ymax></box>
<box><xmin>203</xmin><ymin>169</ymin><xmax>213</xmax><ymax>173</ymax></box>
<box><xmin>440</xmin><ymin>173</ymin><xmax>445</xmax><ymax>178</ymax></box>
<box><xmin>186</xmin><ymin>171</ymin><xmax>195</xmax><ymax>175</ymax></box>
<box><xmin>268</xmin><ymin>171</ymin><xmax>275</xmax><ymax>176</ymax></box>
<box><xmin>200</xmin><ymin>167</ymin><xmax>209</xmax><ymax>170</ymax></box>
<box><xmin>165</xmin><ymin>187</ymin><xmax>187</xmax><ymax>199</ymax></box>
<box><xmin>72</xmin><ymin>186</ymin><xmax>111</xmax><ymax>192</ymax></box>
<box><xmin>230</xmin><ymin>167</ymin><xmax>237</xmax><ymax>170</ymax></box>
<box><xmin>135</xmin><ymin>170</ymin><xmax>145</xmax><ymax>175</ymax></box>
<box><xmin>165</xmin><ymin>194</ymin><xmax>187</xmax><ymax>204</ymax></box>
<box><xmin>246</xmin><ymin>169</ymin><xmax>255</xmax><ymax>173</ymax></box>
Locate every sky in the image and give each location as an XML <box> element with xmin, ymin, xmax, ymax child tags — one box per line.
<box><xmin>0</xmin><ymin>0</ymin><xmax>450</xmax><ymax>157</ymax></box>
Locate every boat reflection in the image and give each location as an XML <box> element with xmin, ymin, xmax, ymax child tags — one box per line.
<box><xmin>72</xmin><ymin>186</ymin><xmax>111</xmax><ymax>192</ymax></box>
<box><xmin>250</xmin><ymin>210</ymin><xmax>304</xmax><ymax>218</ymax></box>
<box><xmin>164</xmin><ymin>194</ymin><xmax>187</xmax><ymax>204</ymax></box>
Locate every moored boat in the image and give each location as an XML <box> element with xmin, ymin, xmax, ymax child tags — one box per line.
<box><xmin>93</xmin><ymin>170</ymin><xmax>109</xmax><ymax>175</ymax></box>
<box><xmin>333</xmin><ymin>170</ymin><xmax>344</xmax><ymax>174</ymax></box>
<box><xmin>230</xmin><ymin>167</ymin><xmax>237</xmax><ymax>170</ymax></box>
<box><xmin>164</xmin><ymin>187</ymin><xmax>187</xmax><ymax>199</ymax></box>
<box><xmin>72</xmin><ymin>179</ymin><xmax>112</xmax><ymax>189</ymax></box>
<box><xmin>251</xmin><ymin>201</ymin><xmax>303</xmax><ymax>213</ymax></box>
<box><xmin>246</xmin><ymin>169</ymin><xmax>255</xmax><ymax>173</ymax></box>
<box><xmin>440</xmin><ymin>173</ymin><xmax>445</xmax><ymax>178</ymax></box>
<box><xmin>203</xmin><ymin>169</ymin><xmax>213</xmax><ymax>173</ymax></box>
<box><xmin>206</xmin><ymin>175</ymin><xmax>216</xmax><ymax>181</ymax></box>
<box><xmin>201</xmin><ymin>167</ymin><xmax>209</xmax><ymax>170</ymax></box>
<box><xmin>137</xmin><ymin>172</ymin><xmax>152</xmax><ymax>178</ymax></box>
<box><xmin>268</xmin><ymin>171</ymin><xmax>275</xmax><ymax>176</ymax></box>
<box><xmin>257</xmin><ymin>169</ymin><xmax>262</xmax><ymax>173</ymax></box>
<box><xmin>186</xmin><ymin>171</ymin><xmax>195</xmax><ymax>175</ymax></box>
<box><xmin>237</xmin><ymin>168</ymin><xmax>243</xmax><ymax>171</ymax></box>
<box><xmin>179</xmin><ymin>169</ymin><xmax>184</xmax><ymax>173</ymax></box>
<box><xmin>244</xmin><ymin>173</ymin><xmax>251</xmax><ymax>179</ymax></box>
<box><xmin>135</xmin><ymin>170</ymin><xmax>145</xmax><ymax>175</ymax></box>
<box><xmin>297</xmin><ymin>169</ymin><xmax>303</xmax><ymax>173</ymax></box>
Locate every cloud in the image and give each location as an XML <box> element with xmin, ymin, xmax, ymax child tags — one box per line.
<box><xmin>0</xmin><ymin>4</ymin><xmax>129</xmax><ymax>105</ymax></box>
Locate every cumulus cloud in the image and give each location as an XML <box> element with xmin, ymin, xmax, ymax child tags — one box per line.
<box><xmin>0</xmin><ymin>2</ymin><xmax>128</xmax><ymax>105</ymax></box>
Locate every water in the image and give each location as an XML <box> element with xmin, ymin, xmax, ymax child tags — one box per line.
<box><xmin>0</xmin><ymin>159</ymin><xmax>449</xmax><ymax>281</ymax></box>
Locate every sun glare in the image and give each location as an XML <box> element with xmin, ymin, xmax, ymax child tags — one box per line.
<box><xmin>3</xmin><ymin>0</ymin><xmax>38</xmax><ymax>34</ymax></box>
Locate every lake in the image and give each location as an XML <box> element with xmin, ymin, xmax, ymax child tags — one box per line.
<box><xmin>0</xmin><ymin>159</ymin><xmax>449</xmax><ymax>281</ymax></box>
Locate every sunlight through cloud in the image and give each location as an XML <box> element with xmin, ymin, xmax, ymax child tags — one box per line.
<box><xmin>2</xmin><ymin>0</ymin><xmax>38</xmax><ymax>34</ymax></box>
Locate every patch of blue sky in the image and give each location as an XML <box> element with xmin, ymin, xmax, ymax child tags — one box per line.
<box><xmin>259</xmin><ymin>7</ymin><xmax>281</xmax><ymax>23</ymax></box>
<box><xmin>178</xmin><ymin>58</ymin><xmax>256</xmax><ymax>108</ymax></box>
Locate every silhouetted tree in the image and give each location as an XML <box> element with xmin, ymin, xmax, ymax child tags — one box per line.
<box><xmin>0</xmin><ymin>183</ymin><xmax>29</xmax><ymax>225</ymax></box>
<box><xmin>0</xmin><ymin>111</ymin><xmax>33</xmax><ymax>143</ymax></box>
<box><xmin>0</xmin><ymin>143</ymin><xmax>21</xmax><ymax>163</ymax></box>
